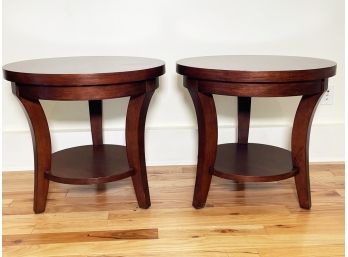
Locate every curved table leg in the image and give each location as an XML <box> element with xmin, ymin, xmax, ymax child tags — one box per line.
<box><xmin>126</xmin><ymin>91</ymin><xmax>154</xmax><ymax>209</ymax></box>
<box><xmin>189</xmin><ymin>88</ymin><xmax>218</xmax><ymax>209</ymax></box>
<box><xmin>89</xmin><ymin>100</ymin><xmax>103</xmax><ymax>145</ymax></box>
<box><xmin>14</xmin><ymin>86</ymin><xmax>51</xmax><ymax>213</ymax></box>
<box><xmin>291</xmin><ymin>93</ymin><xmax>323</xmax><ymax>209</ymax></box>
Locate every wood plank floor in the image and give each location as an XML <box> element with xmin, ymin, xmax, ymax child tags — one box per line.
<box><xmin>3</xmin><ymin>164</ymin><xmax>344</xmax><ymax>257</ymax></box>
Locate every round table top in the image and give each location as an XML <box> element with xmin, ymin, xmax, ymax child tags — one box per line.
<box><xmin>3</xmin><ymin>56</ymin><xmax>165</xmax><ymax>86</ymax></box>
<box><xmin>177</xmin><ymin>55</ymin><xmax>336</xmax><ymax>82</ymax></box>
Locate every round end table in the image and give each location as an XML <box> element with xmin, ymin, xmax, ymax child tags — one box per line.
<box><xmin>3</xmin><ymin>56</ymin><xmax>165</xmax><ymax>213</ymax></box>
<box><xmin>177</xmin><ymin>55</ymin><xmax>336</xmax><ymax>209</ymax></box>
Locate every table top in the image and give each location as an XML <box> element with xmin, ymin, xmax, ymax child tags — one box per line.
<box><xmin>3</xmin><ymin>56</ymin><xmax>165</xmax><ymax>86</ymax></box>
<box><xmin>177</xmin><ymin>55</ymin><xmax>336</xmax><ymax>82</ymax></box>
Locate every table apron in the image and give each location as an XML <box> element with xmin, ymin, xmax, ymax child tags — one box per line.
<box><xmin>184</xmin><ymin>77</ymin><xmax>327</xmax><ymax>97</ymax></box>
<box><xmin>13</xmin><ymin>80</ymin><xmax>158</xmax><ymax>100</ymax></box>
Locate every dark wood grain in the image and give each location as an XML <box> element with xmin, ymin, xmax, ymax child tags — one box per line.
<box><xmin>14</xmin><ymin>82</ymin><xmax>147</xmax><ymax>100</ymax></box>
<box><xmin>12</xmin><ymin>84</ymin><xmax>51</xmax><ymax>214</ymax></box>
<box><xmin>179</xmin><ymin>55</ymin><xmax>336</xmax><ymax>209</ymax></box>
<box><xmin>5</xmin><ymin>56</ymin><xmax>164</xmax><ymax>213</ymax></box>
<box><xmin>46</xmin><ymin>145</ymin><xmax>133</xmax><ymax>185</ymax></box>
<box><xmin>125</xmin><ymin>80</ymin><xmax>158</xmax><ymax>209</ymax></box>
<box><xmin>89</xmin><ymin>100</ymin><xmax>103</xmax><ymax>145</ymax></box>
<box><xmin>3</xmin><ymin>56</ymin><xmax>165</xmax><ymax>86</ymax></box>
<box><xmin>125</xmin><ymin>92</ymin><xmax>153</xmax><ymax>209</ymax></box>
<box><xmin>213</xmin><ymin>143</ymin><xmax>298</xmax><ymax>182</ymax></box>
<box><xmin>197</xmin><ymin>80</ymin><xmax>325</xmax><ymax>97</ymax></box>
<box><xmin>187</xmin><ymin>80</ymin><xmax>218</xmax><ymax>209</ymax></box>
<box><xmin>291</xmin><ymin>83</ymin><xmax>326</xmax><ymax>209</ymax></box>
<box><xmin>237</xmin><ymin>97</ymin><xmax>251</xmax><ymax>144</ymax></box>
<box><xmin>177</xmin><ymin>55</ymin><xmax>336</xmax><ymax>83</ymax></box>
<box><xmin>236</xmin><ymin>97</ymin><xmax>251</xmax><ymax>190</ymax></box>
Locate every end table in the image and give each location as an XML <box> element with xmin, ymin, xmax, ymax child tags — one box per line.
<box><xmin>3</xmin><ymin>56</ymin><xmax>165</xmax><ymax>213</ymax></box>
<box><xmin>177</xmin><ymin>55</ymin><xmax>336</xmax><ymax>209</ymax></box>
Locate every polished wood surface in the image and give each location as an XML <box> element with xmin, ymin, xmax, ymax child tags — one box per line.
<box><xmin>177</xmin><ymin>55</ymin><xmax>336</xmax><ymax>82</ymax></box>
<box><xmin>291</xmin><ymin>93</ymin><xmax>324</xmax><ymax>209</ymax></box>
<box><xmin>89</xmin><ymin>100</ymin><xmax>103</xmax><ymax>146</ymax></box>
<box><xmin>14</xmin><ymin>81</ymin><xmax>148</xmax><ymax>100</ymax></box>
<box><xmin>3</xmin><ymin>56</ymin><xmax>165</xmax><ymax>85</ymax></box>
<box><xmin>179</xmin><ymin>55</ymin><xmax>336</xmax><ymax>209</ymax></box>
<box><xmin>4</xmin><ymin>57</ymin><xmax>164</xmax><ymax>213</ymax></box>
<box><xmin>237</xmin><ymin>97</ymin><xmax>251</xmax><ymax>144</ymax></box>
<box><xmin>195</xmin><ymin>79</ymin><xmax>326</xmax><ymax>97</ymax></box>
<box><xmin>46</xmin><ymin>145</ymin><xmax>133</xmax><ymax>185</ymax></box>
<box><xmin>13</xmin><ymin>87</ymin><xmax>51</xmax><ymax>213</ymax></box>
<box><xmin>125</xmin><ymin>80</ymin><xmax>157</xmax><ymax>209</ymax></box>
<box><xmin>188</xmin><ymin>85</ymin><xmax>218</xmax><ymax>209</ymax></box>
<box><xmin>213</xmin><ymin>143</ymin><xmax>298</xmax><ymax>182</ymax></box>
<box><xmin>2</xmin><ymin>164</ymin><xmax>344</xmax><ymax>257</ymax></box>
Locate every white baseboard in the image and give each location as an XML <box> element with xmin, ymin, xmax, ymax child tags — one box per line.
<box><xmin>2</xmin><ymin>123</ymin><xmax>344</xmax><ymax>171</ymax></box>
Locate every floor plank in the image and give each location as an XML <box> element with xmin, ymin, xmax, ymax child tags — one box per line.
<box><xmin>3</xmin><ymin>229</ymin><xmax>158</xmax><ymax>246</ymax></box>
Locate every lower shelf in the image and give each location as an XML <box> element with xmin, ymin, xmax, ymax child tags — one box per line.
<box><xmin>45</xmin><ymin>144</ymin><xmax>133</xmax><ymax>185</ymax></box>
<box><xmin>212</xmin><ymin>143</ymin><xmax>298</xmax><ymax>182</ymax></box>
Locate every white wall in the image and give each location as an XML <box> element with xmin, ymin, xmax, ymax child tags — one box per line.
<box><xmin>2</xmin><ymin>0</ymin><xmax>345</xmax><ymax>170</ymax></box>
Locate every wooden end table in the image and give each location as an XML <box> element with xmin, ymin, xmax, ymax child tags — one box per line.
<box><xmin>177</xmin><ymin>55</ymin><xmax>336</xmax><ymax>209</ymax></box>
<box><xmin>3</xmin><ymin>56</ymin><xmax>165</xmax><ymax>213</ymax></box>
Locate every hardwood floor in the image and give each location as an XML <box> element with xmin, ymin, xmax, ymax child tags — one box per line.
<box><xmin>2</xmin><ymin>164</ymin><xmax>344</xmax><ymax>257</ymax></box>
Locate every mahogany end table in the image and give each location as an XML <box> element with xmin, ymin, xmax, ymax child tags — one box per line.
<box><xmin>177</xmin><ymin>55</ymin><xmax>336</xmax><ymax>209</ymax></box>
<box><xmin>3</xmin><ymin>56</ymin><xmax>165</xmax><ymax>213</ymax></box>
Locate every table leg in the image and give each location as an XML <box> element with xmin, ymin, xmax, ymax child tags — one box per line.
<box><xmin>237</xmin><ymin>97</ymin><xmax>251</xmax><ymax>144</ymax></box>
<box><xmin>189</xmin><ymin>89</ymin><xmax>218</xmax><ymax>209</ymax></box>
<box><xmin>13</xmin><ymin>86</ymin><xmax>51</xmax><ymax>213</ymax></box>
<box><xmin>291</xmin><ymin>93</ymin><xmax>323</xmax><ymax>209</ymax></box>
<box><xmin>235</xmin><ymin>97</ymin><xmax>251</xmax><ymax>189</ymax></box>
<box><xmin>89</xmin><ymin>100</ymin><xmax>103</xmax><ymax>145</ymax></box>
<box><xmin>126</xmin><ymin>92</ymin><xmax>154</xmax><ymax>209</ymax></box>
<box><xmin>89</xmin><ymin>100</ymin><xmax>107</xmax><ymax>190</ymax></box>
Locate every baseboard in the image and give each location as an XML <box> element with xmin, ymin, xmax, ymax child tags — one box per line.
<box><xmin>2</xmin><ymin>123</ymin><xmax>344</xmax><ymax>171</ymax></box>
